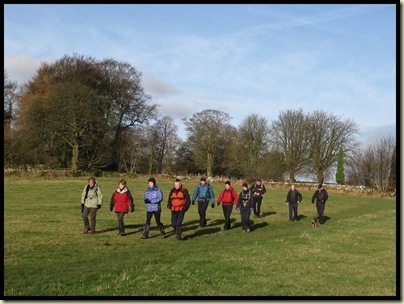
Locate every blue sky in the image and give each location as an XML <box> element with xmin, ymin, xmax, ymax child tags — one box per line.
<box><xmin>4</xmin><ymin>4</ymin><xmax>397</xmax><ymax>143</ymax></box>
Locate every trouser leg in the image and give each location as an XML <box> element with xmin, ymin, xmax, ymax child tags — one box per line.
<box><xmin>222</xmin><ymin>205</ymin><xmax>233</xmax><ymax>230</ymax></box>
<box><xmin>256</xmin><ymin>197</ymin><xmax>262</xmax><ymax>217</ymax></box>
<box><xmin>198</xmin><ymin>201</ymin><xmax>208</xmax><ymax>227</ymax></box>
<box><xmin>89</xmin><ymin>208</ymin><xmax>97</xmax><ymax>233</ymax></box>
<box><xmin>117</xmin><ymin>212</ymin><xmax>125</xmax><ymax>234</ymax></box>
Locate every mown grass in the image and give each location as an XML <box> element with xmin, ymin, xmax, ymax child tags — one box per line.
<box><xmin>3</xmin><ymin>177</ymin><xmax>397</xmax><ymax>298</ymax></box>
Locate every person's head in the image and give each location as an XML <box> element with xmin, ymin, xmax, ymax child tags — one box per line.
<box><xmin>291</xmin><ymin>184</ymin><xmax>295</xmax><ymax>191</ymax></box>
<box><xmin>225</xmin><ymin>181</ymin><xmax>231</xmax><ymax>190</ymax></box>
<box><xmin>88</xmin><ymin>177</ymin><xmax>96</xmax><ymax>187</ymax></box>
<box><xmin>174</xmin><ymin>178</ymin><xmax>181</xmax><ymax>189</ymax></box>
<box><xmin>200</xmin><ymin>176</ymin><xmax>207</xmax><ymax>185</ymax></box>
<box><xmin>256</xmin><ymin>178</ymin><xmax>262</xmax><ymax>185</ymax></box>
<box><xmin>242</xmin><ymin>183</ymin><xmax>248</xmax><ymax>191</ymax></box>
<box><xmin>148</xmin><ymin>177</ymin><xmax>156</xmax><ymax>188</ymax></box>
<box><xmin>118</xmin><ymin>179</ymin><xmax>127</xmax><ymax>190</ymax></box>
<box><xmin>318</xmin><ymin>184</ymin><xmax>323</xmax><ymax>190</ymax></box>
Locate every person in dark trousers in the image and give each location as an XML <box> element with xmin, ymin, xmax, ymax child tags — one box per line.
<box><xmin>285</xmin><ymin>184</ymin><xmax>303</xmax><ymax>222</ymax></box>
<box><xmin>236</xmin><ymin>183</ymin><xmax>254</xmax><ymax>232</ymax></box>
<box><xmin>142</xmin><ymin>177</ymin><xmax>165</xmax><ymax>239</ymax></box>
<box><xmin>250</xmin><ymin>178</ymin><xmax>266</xmax><ymax>218</ymax></box>
<box><xmin>110</xmin><ymin>179</ymin><xmax>134</xmax><ymax>236</ymax></box>
<box><xmin>191</xmin><ymin>176</ymin><xmax>215</xmax><ymax>228</ymax></box>
<box><xmin>311</xmin><ymin>184</ymin><xmax>329</xmax><ymax>224</ymax></box>
<box><xmin>81</xmin><ymin>176</ymin><xmax>103</xmax><ymax>234</ymax></box>
<box><xmin>217</xmin><ymin>181</ymin><xmax>239</xmax><ymax>230</ymax></box>
<box><xmin>167</xmin><ymin>178</ymin><xmax>191</xmax><ymax>240</ymax></box>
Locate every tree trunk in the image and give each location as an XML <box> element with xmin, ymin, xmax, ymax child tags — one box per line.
<box><xmin>71</xmin><ymin>143</ymin><xmax>79</xmax><ymax>172</ymax></box>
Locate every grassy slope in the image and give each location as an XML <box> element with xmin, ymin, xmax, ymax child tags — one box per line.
<box><xmin>4</xmin><ymin>177</ymin><xmax>397</xmax><ymax>297</ymax></box>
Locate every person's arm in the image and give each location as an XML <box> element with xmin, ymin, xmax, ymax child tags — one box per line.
<box><xmin>191</xmin><ymin>185</ymin><xmax>199</xmax><ymax>203</ymax></box>
<box><xmin>110</xmin><ymin>193</ymin><xmax>115</xmax><ymax>212</ymax></box>
<box><xmin>217</xmin><ymin>190</ymin><xmax>224</xmax><ymax>205</ymax></box>
<box><xmin>167</xmin><ymin>190</ymin><xmax>173</xmax><ymax>209</ymax></box>
<box><xmin>209</xmin><ymin>185</ymin><xmax>215</xmax><ymax>203</ymax></box>
<box><xmin>183</xmin><ymin>189</ymin><xmax>191</xmax><ymax>212</ymax></box>
<box><xmin>298</xmin><ymin>191</ymin><xmax>303</xmax><ymax>202</ymax></box>
<box><xmin>311</xmin><ymin>191</ymin><xmax>318</xmax><ymax>203</ymax></box>
<box><xmin>232</xmin><ymin>189</ymin><xmax>239</xmax><ymax>206</ymax></box>
<box><xmin>261</xmin><ymin>184</ymin><xmax>267</xmax><ymax>195</ymax></box>
<box><xmin>324</xmin><ymin>190</ymin><xmax>329</xmax><ymax>202</ymax></box>
<box><xmin>97</xmin><ymin>185</ymin><xmax>103</xmax><ymax>206</ymax></box>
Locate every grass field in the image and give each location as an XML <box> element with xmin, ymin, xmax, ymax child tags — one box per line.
<box><xmin>3</xmin><ymin>176</ymin><xmax>397</xmax><ymax>298</ymax></box>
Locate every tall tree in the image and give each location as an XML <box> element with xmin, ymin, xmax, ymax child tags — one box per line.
<box><xmin>388</xmin><ymin>145</ymin><xmax>396</xmax><ymax>190</ymax></box>
<box><xmin>4</xmin><ymin>71</ymin><xmax>20</xmax><ymax>165</ymax></box>
<box><xmin>335</xmin><ymin>147</ymin><xmax>345</xmax><ymax>184</ymax></box>
<box><xmin>270</xmin><ymin>108</ymin><xmax>310</xmax><ymax>182</ymax></box>
<box><xmin>237</xmin><ymin>113</ymin><xmax>270</xmax><ymax>177</ymax></box>
<box><xmin>183</xmin><ymin>109</ymin><xmax>232</xmax><ymax>177</ymax></box>
<box><xmin>307</xmin><ymin>110</ymin><xmax>358</xmax><ymax>183</ymax></box>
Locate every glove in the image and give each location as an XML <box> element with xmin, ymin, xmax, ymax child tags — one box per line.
<box><xmin>217</xmin><ymin>202</ymin><xmax>220</xmax><ymax>206</ymax></box>
<box><xmin>192</xmin><ymin>201</ymin><xmax>195</xmax><ymax>205</ymax></box>
<box><xmin>236</xmin><ymin>207</ymin><xmax>240</xmax><ymax>211</ymax></box>
<box><xmin>144</xmin><ymin>199</ymin><xmax>151</xmax><ymax>204</ymax></box>
<box><xmin>81</xmin><ymin>204</ymin><xmax>84</xmax><ymax>213</ymax></box>
<box><xmin>250</xmin><ymin>208</ymin><xmax>254</xmax><ymax>212</ymax></box>
<box><xmin>130</xmin><ymin>205</ymin><xmax>135</xmax><ymax>213</ymax></box>
<box><xmin>97</xmin><ymin>204</ymin><xmax>101</xmax><ymax>209</ymax></box>
<box><xmin>167</xmin><ymin>204</ymin><xmax>171</xmax><ymax>209</ymax></box>
<box><xmin>110</xmin><ymin>205</ymin><xmax>113</xmax><ymax>212</ymax></box>
<box><xmin>312</xmin><ymin>201</ymin><xmax>314</xmax><ymax>204</ymax></box>
<box><xmin>211</xmin><ymin>203</ymin><xmax>215</xmax><ymax>209</ymax></box>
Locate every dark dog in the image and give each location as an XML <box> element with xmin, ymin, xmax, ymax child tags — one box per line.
<box><xmin>311</xmin><ymin>217</ymin><xmax>319</xmax><ymax>228</ymax></box>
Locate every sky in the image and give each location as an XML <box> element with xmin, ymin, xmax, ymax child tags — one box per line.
<box><xmin>4</xmin><ymin>4</ymin><xmax>397</xmax><ymax>144</ymax></box>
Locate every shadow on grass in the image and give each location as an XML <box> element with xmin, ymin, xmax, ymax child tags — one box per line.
<box><xmin>260</xmin><ymin>211</ymin><xmax>277</xmax><ymax>218</ymax></box>
<box><xmin>184</xmin><ymin>227</ymin><xmax>222</xmax><ymax>239</ymax></box>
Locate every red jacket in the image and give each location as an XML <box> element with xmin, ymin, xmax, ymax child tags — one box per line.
<box><xmin>217</xmin><ymin>187</ymin><xmax>239</xmax><ymax>206</ymax></box>
<box><xmin>110</xmin><ymin>188</ymin><xmax>134</xmax><ymax>213</ymax></box>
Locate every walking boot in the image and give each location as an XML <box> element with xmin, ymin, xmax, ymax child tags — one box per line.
<box><xmin>141</xmin><ymin>225</ymin><xmax>150</xmax><ymax>239</ymax></box>
<box><xmin>176</xmin><ymin>226</ymin><xmax>182</xmax><ymax>240</ymax></box>
<box><xmin>159</xmin><ymin>224</ymin><xmax>166</xmax><ymax>238</ymax></box>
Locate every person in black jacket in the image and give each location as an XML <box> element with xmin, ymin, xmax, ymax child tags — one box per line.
<box><xmin>285</xmin><ymin>184</ymin><xmax>303</xmax><ymax>222</ymax></box>
<box><xmin>250</xmin><ymin>178</ymin><xmax>266</xmax><ymax>218</ymax></box>
<box><xmin>236</xmin><ymin>183</ymin><xmax>254</xmax><ymax>232</ymax></box>
<box><xmin>311</xmin><ymin>184</ymin><xmax>329</xmax><ymax>224</ymax></box>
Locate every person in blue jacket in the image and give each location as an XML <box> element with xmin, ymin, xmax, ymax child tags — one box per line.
<box><xmin>142</xmin><ymin>177</ymin><xmax>165</xmax><ymax>239</ymax></box>
<box><xmin>191</xmin><ymin>176</ymin><xmax>215</xmax><ymax>228</ymax></box>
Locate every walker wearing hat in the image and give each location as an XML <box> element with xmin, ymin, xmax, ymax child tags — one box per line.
<box><xmin>217</xmin><ymin>181</ymin><xmax>239</xmax><ymax>230</ymax></box>
<box><xmin>142</xmin><ymin>177</ymin><xmax>165</xmax><ymax>239</ymax></box>
<box><xmin>81</xmin><ymin>176</ymin><xmax>103</xmax><ymax>234</ymax></box>
<box><xmin>311</xmin><ymin>184</ymin><xmax>329</xmax><ymax>224</ymax></box>
<box><xmin>191</xmin><ymin>176</ymin><xmax>215</xmax><ymax>227</ymax></box>
<box><xmin>236</xmin><ymin>183</ymin><xmax>254</xmax><ymax>232</ymax></box>
<box><xmin>110</xmin><ymin>179</ymin><xmax>134</xmax><ymax>236</ymax></box>
<box><xmin>250</xmin><ymin>178</ymin><xmax>266</xmax><ymax>218</ymax></box>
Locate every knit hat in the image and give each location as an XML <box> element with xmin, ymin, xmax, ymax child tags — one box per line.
<box><xmin>225</xmin><ymin>181</ymin><xmax>231</xmax><ymax>185</ymax></box>
<box><xmin>242</xmin><ymin>183</ymin><xmax>248</xmax><ymax>188</ymax></box>
<box><xmin>200</xmin><ymin>176</ymin><xmax>207</xmax><ymax>181</ymax></box>
<box><xmin>148</xmin><ymin>177</ymin><xmax>156</xmax><ymax>185</ymax></box>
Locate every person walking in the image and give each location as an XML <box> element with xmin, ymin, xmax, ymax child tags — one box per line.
<box><xmin>110</xmin><ymin>179</ymin><xmax>134</xmax><ymax>236</ymax></box>
<box><xmin>250</xmin><ymin>178</ymin><xmax>266</xmax><ymax>218</ymax></box>
<box><xmin>285</xmin><ymin>184</ymin><xmax>303</xmax><ymax>222</ymax></box>
<box><xmin>311</xmin><ymin>184</ymin><xmax>329</xmax><ymax>224</ymax></box>
<box><xmin>191</xmin><ymin>176</ymin><xmax>215</xmax><ymax>228</ymax></box>
<box><xmin>81</xmin><ymin>176</ymin><xmax>103</xmax><ymax>234</ymax></box>
<box><xmin>217</xmin><ymin>181</ymin><xmax>239</xmax><ymax>230</ymax></box>
<box><xmin>167</xmin><ymin>178</ymin><xmax>191</xmax><ymax>240</ymax></box>
<box><xmin>142</xmin><ymin>177</ymin><xmax>165</xmax><ymax>239</ymax></box>
<box><xmin>236</xmin><ymin>183</ymin><xmax>254</xmax><ymax>232</ymax></box>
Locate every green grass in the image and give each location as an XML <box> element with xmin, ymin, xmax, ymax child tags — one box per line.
<box><xmin>4</xmin><ymin>177</ymin><xmax>397</xmax><ymax>297</ymax></box>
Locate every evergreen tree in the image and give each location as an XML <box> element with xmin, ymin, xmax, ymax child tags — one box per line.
<box><xmin>336</xmin><ymin>147</ymin><xmax>345</xmax><ymax>184</ymax></box>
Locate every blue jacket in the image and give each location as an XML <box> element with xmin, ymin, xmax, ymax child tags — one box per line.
<box><xmin>192</xmin><ymin>183</ymin><xmax>215</xmax><ymax>203</ymax></box>
<box><xmin>144</xmin><ymin>185</ymin><xmax>163</xmax><ymax>212</ymax></box>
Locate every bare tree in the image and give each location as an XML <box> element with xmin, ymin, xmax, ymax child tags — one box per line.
<box><xmin>183</xmin><ymin>109</ymin><xmax>232</xmax><ymax>177</ymax></box>
<box><xmin>270</xmin><ymin>109</ymin><xmax>311</xmax><ymax>182</ymax></box>
<box><xmin>307</xmin><ymin>110</ymin><xmax>359</xmax><ymax>183</ymax></box>
<box><xmin>237</xmin><ymin>113</ymin><xmax>270</xmax><ymax>177</ymax></box>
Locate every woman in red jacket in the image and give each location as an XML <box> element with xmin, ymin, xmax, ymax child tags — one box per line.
<box><xmin>110</xmin><ymin>179</ymin><xmax>134</xmax><ymax>236</ymax></box>
<box><xmin>217</xmin><ymin>181</ymin><xmax>239</xmax><ymax>230</ymax></box>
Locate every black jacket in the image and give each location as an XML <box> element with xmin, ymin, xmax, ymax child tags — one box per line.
<box><xmin>286</xmin><ymin>189</ymin><xmax>302</xmax><ymax>203</ymax></box>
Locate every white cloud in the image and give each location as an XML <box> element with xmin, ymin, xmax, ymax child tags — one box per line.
<box><xmin>4</xmin><ymin>55</ymin><xmax>44</xmax><ymax>85</ymax></box>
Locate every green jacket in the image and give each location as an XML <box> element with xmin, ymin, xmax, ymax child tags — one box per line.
<box><xmin>81</xmin><ymin>184</ymin><xmax>103</xmax><ymax>208</ymax></box>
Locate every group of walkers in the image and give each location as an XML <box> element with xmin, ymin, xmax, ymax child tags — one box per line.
<box><xmin>80</xmin><ymin>176</ymin><xmax>329</xmax><ymax>240</ymax></box>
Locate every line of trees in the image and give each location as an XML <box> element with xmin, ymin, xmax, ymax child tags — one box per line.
<box><xmin>4</xmin><ymin>54</ymin><xmax>396</xmax><ymax>190</ymax></box>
